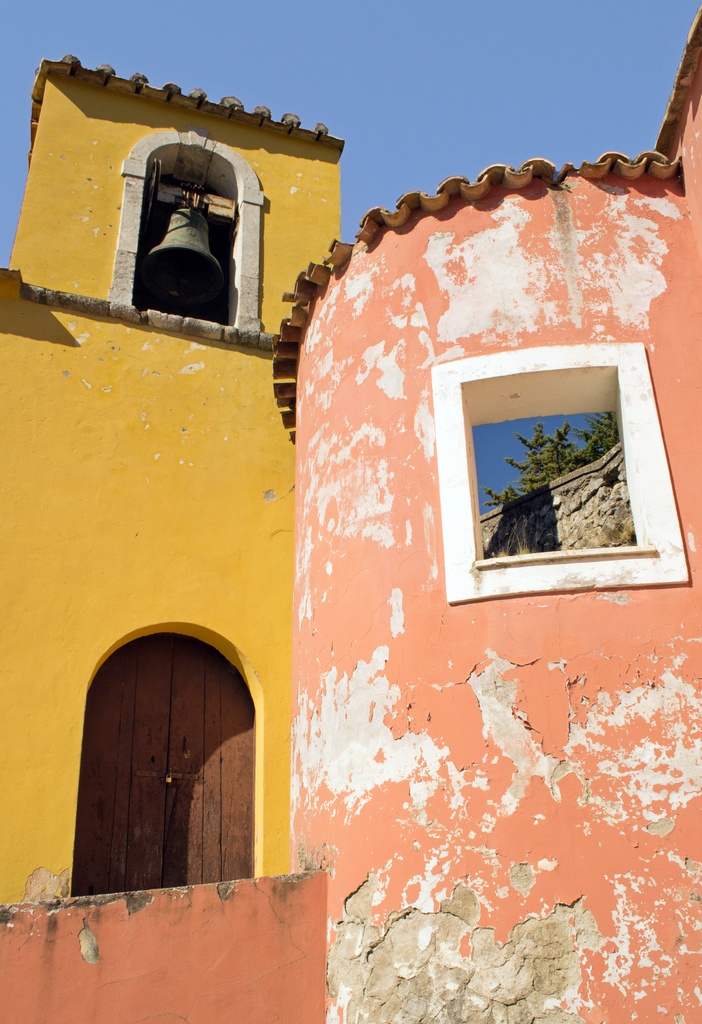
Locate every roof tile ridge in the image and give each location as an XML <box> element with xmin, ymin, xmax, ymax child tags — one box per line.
<box><xmin>272</xmin><ymin>148</ymin><xmax>681</xmax><ymax>440</ymax></box>
<box><xmin>274</xmin><ymin>244</ymin><xmax>358</xmax><ymax>442</ymax></box>
<box><xmin>355</xmin><ymin>151</ymin><xmax>680</xmax><ymax>241</ymax></box>
<box><xmin>30</xmin><ymin>57</ymin><xmax>344</xmax><ymax>152</ymax></box>
<box><xmin>657</xmin><ymin>5</ymin><xmax>702</xmax><ymax>158</ymax></box>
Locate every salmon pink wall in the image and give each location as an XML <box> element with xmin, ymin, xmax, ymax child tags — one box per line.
<box><xmin>668</xmin><ymin>31</ymin><xmax>702</xmax><ymax>266</ymax></box>
<box><xmin>292</xmin><ymin>175</ymin><xmax>702</xmax><ymax>1024</ymax></box>
<box><xmin>0</xmin><ymin>873</ymin><xmax>326</xmax><ymax>1024</ymax></box>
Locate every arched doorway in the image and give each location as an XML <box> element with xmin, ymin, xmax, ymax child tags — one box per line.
<box><xmin>72</xmin><ymin>634</ymin><xmax>254</xmax><ymax>896</ymax></box>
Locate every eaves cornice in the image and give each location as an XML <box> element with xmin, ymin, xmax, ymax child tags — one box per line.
<box><xmin>30</xmin><ymin>55</ymin><xmax>344</xmax><ymax>158</ymax></box>
<box><xmin>273</xmin><ymin>151</ymin><xmax>681</xmax><ymax>442</ymax></box>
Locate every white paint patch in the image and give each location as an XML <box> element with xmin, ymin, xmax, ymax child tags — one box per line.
<box><xmin>595</xmin><ymin>592</ymin><xmax>630</xmax><ymax>605</ymax></box>
<box><xmin>410</xmin><ymin>303</ymin><xmax>429</xmax><ymax>328</ymax></box>
<box><xmin>179</xmin><ymin>362</ymin><xmax>205</xmax><ymax>374</ymax></box>
<box><xmin>414</xmin><ymin>395</ymin><xmax>436</xmax><ymax>461</ymax></box>
<box><xmin>81</xmin><ymin>379</ymin><xmax>92</xmax><ymax>389</ymax></box>
<box><xmin>417</xmin><ymin>924</ymin><xmax>434</xmax><ymax>951</ymax></box>
<box><xmin>633</xmin><ymin>196</ymin><xmax>682</xmax><ymax>221</ymax></box>
<box><xmin>293</xmin><ymin>646</ymin><xmax>453</xmax><ymax>819</ymax></box>
<box><xmin>297</xmin><ymin>524</ymin><xmax>314</xmax><ymax>625</ymax></box>
<box><xmin>422</xmin><ymin>504</ymin><xmax>438</xmax><ymax>581</ymax></box>
<box><xmin>344</xmin><ymin>266</ymin><xmax>378</xmax><ymax>317</ymax></box>
<box><xmin>185</xmin><ymin>342</ymin><xmax>207</xmax><ymax>353</ymax></box>
<box><xmin>467</xmin><ymin>652</ymin><xmax>560</xmax><ymax>818</ymax></box>
<box><xmin>688</xmin><ymin>531</ymin><xmax>696</xmax><ymax>553</ymax></box>
<box><xmin>418</xmin><ymin>329</ymin><xmax>436</xmax><ymax>368</ymax></box>
<box><xmin>423</xmin><ymin>202</ymin><xmax>557</xmax><ymax>343</ymax></box>
<box><xmin>566</xmin><ymin>668</ymin><xmax>702</xmax><ymax>817</ymax></box>
<box><xmin>578</xmin><ymin>199</ymin><xmax>668</xmax><ymax>328</ymax></box>
<box><xmin>305</xmin><ymin>424</ymin><xmax>396</xmax><ymax>556</ymax></box>
<box><xmin>355</xmin><ymin>340</ymin><xmax>405</xmax><ymax>399</ymax></box>
<box><xmin>390</xmin><ymin>273</ymin><xmax>416</xmax><ymax>309</ymax></box>
<box><xmin>389</xmin><ymin>588</ymin><xmax>404</xmax><ymax>638</ymax></box>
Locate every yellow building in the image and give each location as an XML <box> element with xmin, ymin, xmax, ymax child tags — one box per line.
<box><xmin>0</xmin><ymin>55</ymin><xmax>341</xmax><ymax>903</ymax></box>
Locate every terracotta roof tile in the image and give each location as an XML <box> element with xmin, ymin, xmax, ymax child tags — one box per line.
<box><xmin>274</xmin><ymin>151</ymin><xmax>681</xmax><ymax>439</ymax></box>
<box><xmin>30</xmin><ymin>56</ymin><xmax>344</xmax><ymax>156</ymax></box>
<box><xmin>657</xmin><ymin>5</ymin><xmax>702</xmax><ymax>158</ymax></box>
<box><xmin>357</xmin><ymin>152</ymin><xmax>678</xmax><ymax>241</ymax></box>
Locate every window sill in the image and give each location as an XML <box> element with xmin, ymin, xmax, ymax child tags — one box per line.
<box><xmin>475</xmin><ymin>545</ymin><xmax>659</xmax><ymax>571</ymax></box>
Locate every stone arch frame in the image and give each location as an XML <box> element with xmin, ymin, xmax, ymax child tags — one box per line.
<box><xmin>110</xmin><ymin>129</ymin><xmax>264</xmax><ymax>331</ymax></box>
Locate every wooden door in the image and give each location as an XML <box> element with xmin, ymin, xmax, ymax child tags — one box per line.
<box><xmin>72</xmin><ymin>634</ymin><xmax>254</xmax><ymax>896</ymax></box>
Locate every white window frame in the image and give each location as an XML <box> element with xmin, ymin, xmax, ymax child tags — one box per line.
<box><xmin>432</xmin><ymin>342</ymin><xmax>687</xmax><ymax>603</ymax></box>
<box><xmin>110</xmin><ymin>130</ymin><xmax>264</xmax><ymax>331</ymax></box>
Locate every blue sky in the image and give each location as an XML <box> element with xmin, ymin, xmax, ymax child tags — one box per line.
<box><xmin>2</xmin><ymin>0</ymin><xmax>699</xmax><ymax>496</ymax></box>
<box><xmin>2</xmin><ymin>0</ymin><xmax>699</xmax><ymax>259</ymax></box>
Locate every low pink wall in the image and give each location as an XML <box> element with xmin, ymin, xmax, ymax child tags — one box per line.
<box><xmin>1</xmin><ymin>872</ymin><xmax>327</xmax><ymax>1024</ymax></box>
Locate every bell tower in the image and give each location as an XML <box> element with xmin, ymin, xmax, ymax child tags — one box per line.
<box><xmin>0</xmin><ymin>55</ymin><xmax>342</xmax><ymax>903</ymax></box>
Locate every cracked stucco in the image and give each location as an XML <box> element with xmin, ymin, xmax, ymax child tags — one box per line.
<box><xmin>328</xmin><ymin>877</ymin><xmax>602</xmax><ymax>1024</ymax></box>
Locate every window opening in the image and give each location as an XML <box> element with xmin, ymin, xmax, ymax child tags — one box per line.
<box><xmin>474</xmin><ymin>411</ymin><xmax>635</xmax><ymax>558</ymax></box>
<box><xmin>431</xmin><ymin>343</ymin><xmax>687</xmax><ymax>602</ymax></box>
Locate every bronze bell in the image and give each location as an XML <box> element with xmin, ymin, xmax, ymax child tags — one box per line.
<box><xmin>140</xmin><ymin>206</ymin><xmax>224</xmax><ymax>305</ymax></box>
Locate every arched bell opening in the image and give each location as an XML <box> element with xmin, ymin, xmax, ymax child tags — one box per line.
<box><xmin>72</xmin><ymin>633</ymin><xmax>254</xmax><ymax>897</ymax></box>
<box><xmin>109</xmin><ymin>131</ymin><xmax>264</xmax><ymax>332</ymax></box>
<box><xmin>132</xmin><ymin>170</ymin><xmax>234</xmax><ymax>324</ymax></box>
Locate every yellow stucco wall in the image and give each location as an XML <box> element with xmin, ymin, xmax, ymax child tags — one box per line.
<box><xmin>12</xmin><ymin>75</ymin><xmax>341</xmax><ymax>333</ymax></box>
<box><xmin>0</xmin><ymin>70</ymin><xmax>340</xmax><ymax>903</ymax></box>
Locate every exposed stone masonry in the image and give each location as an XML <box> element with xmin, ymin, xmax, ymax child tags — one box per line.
<box><xmin>328</xmin><ymin>876</ymin><xmax>602</xmax><ymax>1024</ymax></box>
<box><xmin>480</xmin><ymin>443</ymin><xmax>634</xmax><ymax>559</ymax></box>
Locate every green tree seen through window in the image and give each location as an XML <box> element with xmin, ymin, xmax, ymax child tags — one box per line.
<box><xmin>483</xmin><ymin>412</ymin><xmax>620</xmax><ymax>508</ymax></box>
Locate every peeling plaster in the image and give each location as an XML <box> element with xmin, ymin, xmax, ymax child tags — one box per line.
<box><xmin>413</xmin><ymin>394</ymin><xmax>435</xmax><ymax>461</ymax></box>
<box><xmin>304</xmin><ymin>424</ymin><xmax>396</xmax><ymax>553</ymax></box>
<box><xmin>293</xmin><ymin>646</ymin><xmax>453</xmax><ymax>820</ymax></box>
<box><xmin>294</xmin><ymin>171</ymin><xmax>698</xmax><ymax>1024</ymax></box>
<box><xmin>78</xmin><ymin>919</ymin><xmax>100</xmax><ymax>964</ymax></box>
<box><xmin>344</xmin><ymin>267</ymin><xmax>379</xmax><ymax>317</ymax></box>
<box><xmin>423</xmin><ymin>202</ymin><xmax>558</xmax><ymax>344</ymax></box>
<box><xmin>389</xmin><ymin>589</ymin><xmax>404</xmax><ymax>639</ymax></box>
<box><xmin>509</xmin><ymin>862</ymin><xmax>536</xmax><ymax>897</ymax></box>
<box><xmin>328</xmin><ymin>877</ymin><xmax>600</xmax><ymax>1024</ymax></box>
<box><xmin>467</xmin><ymin>654</ymin><xmax>562</xmax><ymax>816</ymax></box>
<box><xmin>550</xmin><ymin>191</ymin><xmax>584</xmax><ymax>329</ymax></box>
<box><xmin>577</xmin><ymin>197</ymin><xmax>668</xmax><ymax>328</ymax></box>
<box><xmin>566</xmin><ymin>668</ymin><xmax>702</xmax><ymax>817</ymax></box>
<box><xmin>356</xmin><ymin>341</ymin><xmax>405</xmax><ymax>399</ymax></box>
<box><xmin>24</xmin><ymin>867</ymin><xmax>69</xmax><ymax>902</ymax></box>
